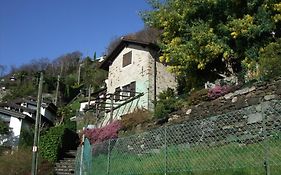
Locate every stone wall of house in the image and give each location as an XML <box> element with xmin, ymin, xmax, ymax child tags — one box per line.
<box><xmin>147</xmin><ymin>54</ymin><xmax>177</xmax><ymax>111</ymax></box>
<box><xmin>102</xmin><ymin>44</ymin><xmax>152</xmax><ymax>125</ymax></box>
<box><xmin>102</xmin><ymin>44</ymin><xmax>177</xmax><ymax>126</ymax></box>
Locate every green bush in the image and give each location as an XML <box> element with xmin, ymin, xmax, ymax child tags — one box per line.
<box><xmin>39</xmin><ymin>124</ymin><xmax>79</xmax><ymax>162</ymax></box>
<box><xmin>0</xmin><ymin>121</ymin><xmax>9</xmax><ymax>134</ymax></box>
<box><xmin>40</xmin><ymin>125</ymin><xmax>65</xmax><ymax>162</ymax></box>
<box><xmin>259</xmin><ymin>38</ymin><xmax>281</xmax><ymax>79</ymax></box>
<box><xmin>154</xmin><ymin>88</ymin><xmax>183</xmax><ymax>119</ymax></box>
<box><xmin>19</xmin><ymin>128</ymin><xmax>34</xmax><ymax>148</ymax></box>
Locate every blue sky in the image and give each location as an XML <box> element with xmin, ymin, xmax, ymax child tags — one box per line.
<box><xmin>0</xmin><ymin>0</ymin><xmax>151</xmax><ymax>70</ymax></box>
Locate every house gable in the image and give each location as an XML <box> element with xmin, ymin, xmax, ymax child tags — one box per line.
<box><xmin>97</xmin><ymin>38</ymin><xmax>177</xmax><ymax>126</ymax></box>
<box><xmin>100</xmin><ymin>38</ymin><xmax>159</xmax><ymax>71</ymax></box>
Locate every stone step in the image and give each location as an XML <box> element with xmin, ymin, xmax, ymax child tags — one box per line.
<box><xmin>55</xmin><ymin>163</ymin><xmax>75</xmax><ymax>168</ymax></box>
<box><xmin>58</xmin><ymin>161</ymin><xmax>75</xmax><ymax>165</ymax></box>
<box><xmin>59</xmin><ymin>159</ymin><xmax>75</xmax><ymax>164</ymax></box>
<box><xmin>55</xmin><ymin>171</ymin><xmax>74</xmax><ymax>175</ymax></box>
<box><xmin>64</xmin><ymin>150</ymin><xmax>77</xmax><ymax>158</ymax></box>
<box><xmin>55</xmin><ymin>149</ymin><xmax>77</xmax><ymax>175</ymax></box>
<box><xmin>61</xmin><ymin>157</ymin><xmax>75</xmax><ymax>161</ymax></box>
<box><xmin>55</xmin><ymin>167</ymin><xmax>75</xmax><ymax>172</ymax></box>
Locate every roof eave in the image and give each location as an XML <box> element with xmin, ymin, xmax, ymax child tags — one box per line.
<box><xmin>100</xmin><ymin>39</ymin><xmax>159</xmax><ymax>71</ymax></box>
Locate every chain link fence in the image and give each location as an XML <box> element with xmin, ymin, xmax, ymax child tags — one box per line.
<box><xmin>78</xmin><ymin>100</ymin><xmax>281</xmax><ymax>175</ymax></box>
<box><xmin>75</xmin><ymin>138</ymin><xmax>92</xmax><ymax>175</ymax></box>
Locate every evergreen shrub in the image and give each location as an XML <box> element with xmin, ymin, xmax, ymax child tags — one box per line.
<box><xmin>40</xmin><ymin>124</ymin><xmax>78</xmax><ymax>162</ymax></box>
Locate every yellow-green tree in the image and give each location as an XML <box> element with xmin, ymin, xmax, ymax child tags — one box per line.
<box><xmin>142</xmin><ymin>0</ymin><xmax>281</xmax><ymax>92</ymax></box>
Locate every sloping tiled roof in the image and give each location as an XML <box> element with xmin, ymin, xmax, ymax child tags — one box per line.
<box><xmin>100</xmin><ymin>38</ymin><xmax>159</xmax><ymax>71</ymax></box>
<box><xmin>0</xmin><ymin>108</ymin><xmax>26</xmax><ymax>119</ymax></box>
<box><xmin>0</xmin><ymin>102</ymin><xmax>36</xmax><ymax>113</ymax></box>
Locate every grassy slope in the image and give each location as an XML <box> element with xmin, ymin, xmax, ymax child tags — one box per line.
<box><xmin>91</xmin><ymin>137</ymin><xmax>281</xmax><ymax>175</ymax></box>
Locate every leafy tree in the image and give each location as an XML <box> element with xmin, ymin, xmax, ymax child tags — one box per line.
<box><xmin>57</xmin><ymin>106</ymin><xmax>74</xmax><ymax>125</ymax></box>
<box><xmin>142</xmin><ymin>0</ymin><xmax>281</xmax><ymax>92</ymax></box>
<box><xmin>0</xmin><ymin>121</ymin><xmax>9</xmax><ymax>134</ymax></box>
<box><xmin>81</xmin><ymin>55</ymin><xmax>107</xmax><ymax>92</ymax></box>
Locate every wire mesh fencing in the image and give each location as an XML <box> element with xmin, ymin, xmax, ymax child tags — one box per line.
<box><xmin>80</xmin><ymin>100</ymin><xmax>281</xmax><ymax>175</ymax></box>
<box><xmin>75</xmin><ymin>138</ymin><xmax>92</xmax><ymax>175</ymax></box>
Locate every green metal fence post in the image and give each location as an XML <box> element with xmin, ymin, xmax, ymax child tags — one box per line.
<box><xmin>164</xmin><ymin>125</ymin><xmax>167</xmax><ymax>175</ymax></box>
<box><xmin>80</xmin><ymin>128</ymin><xmax>85</xmax><ymax>175</ymax></box>
<box><xmin>107</xmin><ymin>139</ymin><xmax>111</xmax><ymax>175</ymax></box>
<box><xmin>261</xmin><ymin>102</ymin><xmax>270</xmax><ymax>175</ymax></box>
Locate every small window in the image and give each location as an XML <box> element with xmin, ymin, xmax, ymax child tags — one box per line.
<box><xmin>130</xmin><ymin>81</ymin><xmax>136</xmax><ymax>97</ymax></box>
<box><xmin>121</xmin><ymin>81</ymin><xmax>136</xmax><ymax>98</ymax></box>
<box><xmin>123</xmin><ymin>51</ymin><xmax>132</xmax><ymax>67</ymax></box>
<box><xmin>115</xmin><ymin>87</ymin><xmax>121</xmax><ymax>101</ymax></box>
<box><xmin>122</xmin><ymin>84</ymin><xmax>131</xmax><ymax>99</ymax></box>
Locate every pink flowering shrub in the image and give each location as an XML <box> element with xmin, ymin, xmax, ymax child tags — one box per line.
<box><xmin>83</xmin><ymin>120</ymin><xmax>122</xmax><ymax>145</ymax></box>
<box><xmin>208</xmin><ymin>85</ymin><xmax>231</xmax><ymax>100</ymax></box>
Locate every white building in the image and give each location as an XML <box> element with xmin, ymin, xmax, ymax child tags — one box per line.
<box><xmin>0</xmin><ymin>108</ymin><xmax>33</xmax><ymax>147</ymax></box>
<box><xmin>98</xmin><ymin>38</ymin><xmax>177</xmax><ymax>125</ymax></box>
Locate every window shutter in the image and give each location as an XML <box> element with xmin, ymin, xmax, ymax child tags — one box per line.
<box><xmin>123</xmin><ymin>51</ymin><xmax>132</xmax><ymax>67</ymax></box>
<box><xmin>130</xmin><ymin>81</ymin><xmax>136</xmax><ymax>97</ymax></box>
<box><xmin>115</xmin><ymin>87</ymin><xmax>121</xmax><ymax>101</ymax></box>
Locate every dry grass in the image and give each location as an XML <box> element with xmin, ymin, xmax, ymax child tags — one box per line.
<box><xmin>121</xmin><ymin>108</ymin><xmax>153</xmax><ymax>132</ymax></box>
<box><xmin>0</xmin><ymin>148</ymin><xmax>54</xmax><ymax>175</ymax></box>
<box><xmin>0</xmin><ymin>148</ymin><xmax>32</xmax><ymax>175</ymax></box>
<box><xmin>188</xmin><ymin>88</ymin><xmax>209</xmax><ymax>105</ymax></box>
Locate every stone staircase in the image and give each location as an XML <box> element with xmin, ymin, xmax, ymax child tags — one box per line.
<box><xmin>55</xmin><ymin>150</ymin><xmax>77</xmax><ymax>175</ymax></box>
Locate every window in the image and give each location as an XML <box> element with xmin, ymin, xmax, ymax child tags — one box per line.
<box><xmin>129</xmin><ymin>81</ymin><xmax>136</xmax><ymax>97</ymax></box>
<box><xmin>122</xmin><ymin>81</ymin><xmax>136</xmax><ymax>98</ymax></box>
<box><xmin>122</xmin><ymin>84</ymin><xmax>130</xmax><ymax>99</ymax></box>
<box><xmin>115</xmin><ymin>87</ymin><xmax>121</xmax><ymax>101</ymax></box>
<box><xmin>122</xmin><ymin>51</ymin><xmax>132</xmax><ymax>67</ymax></box>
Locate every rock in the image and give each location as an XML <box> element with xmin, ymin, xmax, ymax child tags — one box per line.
<box><xmin>247</xmin><ymin>113</ymin><xmax>263</xmax><ymax>124</ymax></box>
<box><xmin>136</xmin><ymin>124</ymin><xmax>142</xmax><ymax>132</ymax></box>
<box><xmin>255</xmin><ymin>104</ymin><xmax>262</xmax><ymax>112</ymax></box>
<box><xmin>224</xmin><ymin>93</ymin><xmax>234</xmax><ymax>100</ymax></box>
<box><xmin>231</xmin><ymin>97</ymin><xmax>238</xmax><ymax>103</ymax></box>
<box><xmin>234</xmin><ymin>87</ymin><xmax>250</xmax><ymax>96</ymax></box>
<box><xmin>247</xmin><ymin>97</ymin><xmax>260</xmax><ymax>106</ymax></box>
<box><xmin>168</xmin><ymin>114</ymin><xmax>180</xmax><ymax>122</ymax></box>
<box><xmin>260</xmin><ymin>101</ymin><xmax>271</xmax><ymax>111</ymax></box>
<box><xmin>222</xmin><ymin>125</ymin><xmax>234</xmax><ymax>130</ymax></box>
<box><xmin>186</xmin><ymin>109</ymin><xmax>192</xmax><ymax>115</ymax></box>
<box><xmin>264</xmin><ymin>94</ymin><xmax>276</xmax><ymax>101</ymax></box>
<box><xmin>276</xmin><ymin>88</ymin><xmax>281</xmax><ymax>95</ymax></box>
<box><xmin>155</xmin><ymin>117</ymin><xmax>168</xmax><ymax>125</ymax></box>
<box><xmin>249</xmin><ymin>86</ymin><xmax>256</xmax><ymax>92</ymax></box>
<box><xmin>235</xmin><ymin>96</ymin><xmax>247</xmax><ymax>109</ymax></box>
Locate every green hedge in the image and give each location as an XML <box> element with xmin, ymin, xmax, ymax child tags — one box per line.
<box><xmin>39</xmin><ymin>125</ymin><xmax>65</xmax><ymax>162</ymax></box>
<box><xmin>39</xmin><ymin>124</ymin><xmax>79</xmax><ymax>162</ymax></box>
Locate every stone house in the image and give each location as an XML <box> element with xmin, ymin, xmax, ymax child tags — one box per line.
<box><xmin>98</xmin><ymin>38</ymin><xmax>177</xmax><ymax>125</ymax></box>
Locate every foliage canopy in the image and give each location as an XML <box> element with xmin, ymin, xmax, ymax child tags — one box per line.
<box><xmin>142</xmin><ymin>0</ymin><xmax>281</xmax><ymax>91</ymax></box>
